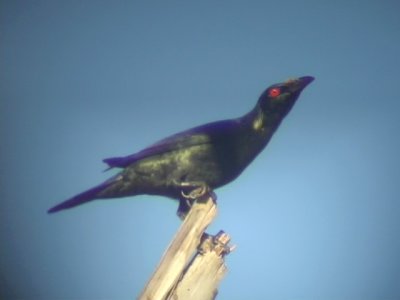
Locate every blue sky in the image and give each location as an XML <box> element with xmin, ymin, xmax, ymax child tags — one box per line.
<box><xmin>1</xmin><ymin>1</ymin><xmax>400</xmax><ymax>299</ymax></box>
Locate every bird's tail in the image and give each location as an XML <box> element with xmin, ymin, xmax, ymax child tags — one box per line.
<box><xmin>47</xmin><ymin>178</ymin><xmax>116</xmax><ymax>214</ymax></box>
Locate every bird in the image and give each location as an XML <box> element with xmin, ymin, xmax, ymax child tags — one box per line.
<box><xmin>48</xmin><ymin>76</ymin><xmax>314</xmax><ymax>216</ymax></box>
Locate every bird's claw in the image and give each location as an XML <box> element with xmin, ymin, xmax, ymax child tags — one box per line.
<box><xmin>171</xmin><ymin>180</ymin><xmax>210</xmax><ymax>201</ymax></box>
<box><xmin>175</xmin><ymin>181</ymin><xmax>213</xmax><ymax>219</ymax></box>
<box><xmin>180</xmin><ymin>184</ymin><xmax>209</xmax><ymax>201</ymax></box>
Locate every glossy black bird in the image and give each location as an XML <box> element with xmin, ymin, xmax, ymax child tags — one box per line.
<box><xmin>48</xmin><ymin>76</ymin><xmax>314</xmax><ymax>215</ymax></box>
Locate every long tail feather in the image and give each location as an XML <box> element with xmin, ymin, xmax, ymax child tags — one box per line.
<box><xmin>48</xmin><ymin>180</ymin><xmax>113</xmax><ymax>213</ymax></box>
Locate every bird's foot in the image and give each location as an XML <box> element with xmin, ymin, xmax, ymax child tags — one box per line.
<box><xmin>174</xmin><ymin>181</ymin><xmax>216</xmax><ymax>219</ymax></box>
<box><xmin>180</xmin><ymin>181</ymin><xmax>209</xmax><ymax>201</ymax></box>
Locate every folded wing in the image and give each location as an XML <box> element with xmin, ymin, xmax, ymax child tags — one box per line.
<box><xmin>103</xmin><ymin>119</ymin><xmax>241</xmax><ymax>169</ymax></box>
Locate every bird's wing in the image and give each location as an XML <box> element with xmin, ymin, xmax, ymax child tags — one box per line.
<box><xmin>103</xmin><ymin>118</ymin><xmax>241</xmax><ymax>169</ymax></box>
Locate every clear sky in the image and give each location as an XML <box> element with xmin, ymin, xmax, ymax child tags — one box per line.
<box><xmin>1</xmin><ymin>1</ymin><xmax>400</xmax><ymax>299</ymax></box>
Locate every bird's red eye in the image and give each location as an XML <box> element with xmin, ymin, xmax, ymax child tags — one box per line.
<box><xmin>268</xmin><ymin>88</ymin><xmax>281</xmax><ymax>98</ymax></box>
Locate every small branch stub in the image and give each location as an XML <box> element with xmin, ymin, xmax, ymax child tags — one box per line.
<box><xmin>167</xmin><ymin>231</ymin><xmax>235</xmax><ymax>300</ymax></box>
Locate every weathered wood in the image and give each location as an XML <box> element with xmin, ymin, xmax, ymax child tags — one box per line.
<box><xmin>138</xmin><ymin>195</ymin><xmax>218</xmax><ymax>300</ymax></box>
<box><xmin>167</xmin><ymin>231</ymin><xmax>234</xmax><ymax>300</ymax></box>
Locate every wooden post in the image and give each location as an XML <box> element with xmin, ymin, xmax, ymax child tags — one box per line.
<box><xmin>138</xmin><ymin>193</ymin><xmax>233</xmax><ymax>300</ymax></box>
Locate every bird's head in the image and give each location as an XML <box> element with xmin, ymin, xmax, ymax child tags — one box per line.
<box><xmin>257</xmin><ymin>76</ymin><xmax>314</xmax><ymax>117</ymax></box>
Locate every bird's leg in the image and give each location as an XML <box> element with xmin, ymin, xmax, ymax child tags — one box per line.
<box><xmin>173</xmin><ymin>180</ymin><xmax>215</xmax><ymax>219</ymax></box>
<box><xmin>177</xmin><ymin>198</ymin><xmax>192</xmax><ymax>220</ymax></box>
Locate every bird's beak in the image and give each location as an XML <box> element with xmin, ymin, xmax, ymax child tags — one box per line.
<box><xmin>286</xmin><ymin>76</ymin><xmax>315</xmax><ymax>93</ymax></box>
<box><xmin>298</xmin><ymin>76</ymin><xmax>315</xmax><ymax>87</ymax></box>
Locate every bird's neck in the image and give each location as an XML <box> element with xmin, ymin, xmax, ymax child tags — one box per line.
<box><xmin>243</xmin><ymin>104</ymin><xmax>282</xmax><ymax>136</ymax></box>
<box><xmin>229</xmin><ymin>105</ymin><xmax>282</xmax><ymax>167</ymax></box>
